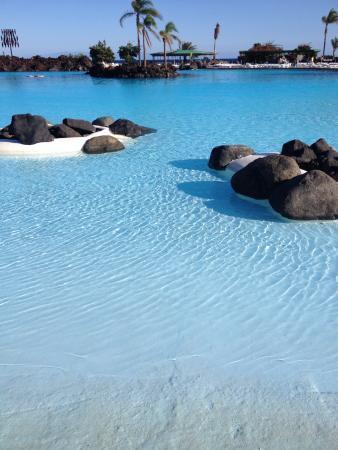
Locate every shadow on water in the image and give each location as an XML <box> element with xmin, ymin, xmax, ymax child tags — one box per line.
<box><xmin>171</xmin><ymin>158</ymin><xmax>210</xmax><ymax>173</ymax></box>
<box><xmin>171</xmin><ymin>159</ymin><xmax>282</xmax><ymax>222</ymax></box>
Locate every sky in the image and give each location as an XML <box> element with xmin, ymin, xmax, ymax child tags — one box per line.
<box><xmin>1</xmin><ymin>0</ymin><xmax>337</xmax><ymax>58</ymax></box>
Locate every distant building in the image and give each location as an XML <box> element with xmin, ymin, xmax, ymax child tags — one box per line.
<box><xmin>239</xmin><ymin>43</ymin><xmax>319</xmax><ymax>64</ymax></box>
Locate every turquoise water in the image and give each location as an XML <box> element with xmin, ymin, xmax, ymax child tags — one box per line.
<box><xmin>1</xmin><ymin>70</ymin><xmax>338</xmax><ymax>449</ymax></box>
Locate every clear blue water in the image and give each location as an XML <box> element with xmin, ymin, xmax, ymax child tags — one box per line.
<box><xmin>1</xmin><ymin>70</ymin><xmax>338</xmax><ymax>449</ymax></box>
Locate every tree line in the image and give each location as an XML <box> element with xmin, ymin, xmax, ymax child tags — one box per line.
<box><xmin>89</xmin><ymin>2</ymin><xmax>338</xmax><ymax>67</ymax></box>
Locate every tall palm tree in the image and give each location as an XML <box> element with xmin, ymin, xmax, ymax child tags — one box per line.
<box><xmin>138</xmin><ymin>15</ymin><xmax>159</xmax><ymax>67</ymax></box>
<box><xmin>159</xmin><ymin>22</ymin><xmax>180</xmax><ymax>70</ymax></box>
<box><xmin>322</xmin><ymin>9</ymin><xmax>338</xmax><ymax>58</ymax></box>
<box><xmin>331</xmin><ymin>36</ymin><xmax>338</xmax><ymax>59</ymax></box>
<box><xmin>120</xmin><ymin>0</ymin><xmax>162</xmax><ymax>66</ymax></box>
<box><xmin>213</xmin><ymin>23</ymin><xmax>220</xmax><ymax>61</ymax></box>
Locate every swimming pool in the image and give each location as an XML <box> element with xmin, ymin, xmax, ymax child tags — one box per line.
<box><xmin>1</xmin><ymin>70</ymin><xmax>337</xmax><ymax>449</ymax></box>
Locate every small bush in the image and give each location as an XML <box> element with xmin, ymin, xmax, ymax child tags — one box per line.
<box><xmin>89</xmin><ymin>41</ymin><xmax>115</xmax><ymax>65</ymax></box>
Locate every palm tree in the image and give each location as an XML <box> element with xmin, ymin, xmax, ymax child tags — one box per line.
<box><xmin>159</xmin><ymin>22</ymin><xmax>180</xmax><ymax>70</ymax></box>
<box><xmin>180</xmin><ymin>41</ymin><xmax>196</xmax><ymax>51</ymax></box>
<box><xmin>120</xmin><ymin>0</ymin><xmax>162</xmax><ymax>66</ymax></box>
<box><xmin>321</xmin><ymin>9</ymin><xmax>338</xmax><ymax>58</ymax></box>
<box><xmin>213</xmin><ymin>23</ymin><xmax>220</xmax><ymax>61</ymax></box>
<box><xmin>138</xmin><ymin>15</ymin><xmax>159</xmax><ymax>67</ymax></box>
<box><xmin>179</xmin><ymin>41</ymin><xmax>196</xmax><ymax>63</ymax></box>
<box><xmin>331</xmin><ymin>37</ymin><xmax>338</xmax><ymax>59</ymax></box>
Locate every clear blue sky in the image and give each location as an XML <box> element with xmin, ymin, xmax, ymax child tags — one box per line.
<box><xmin>1</xmin><ymin>0</ymin><xmax>337</xmax><ymax>58</ymax></box>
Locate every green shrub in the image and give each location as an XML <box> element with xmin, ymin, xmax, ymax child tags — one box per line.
<box><xmin>89</xmin><ymin>41</ymin><xmax>115</xmax><ymax>64</ymax></box>
<box><xmin>118</xmin><ymin>43</ymin><xmax>139</xmax><ymax>64</ymax></box>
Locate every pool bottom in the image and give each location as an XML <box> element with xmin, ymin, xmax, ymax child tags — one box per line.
<box><xmin>1</xmin><ymin>360</ymin><xmax>337</xmax><ymax>450</ymax></box>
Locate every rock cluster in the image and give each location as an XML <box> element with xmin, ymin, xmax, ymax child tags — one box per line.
<box><xmin>281</xmin><ymin>138</ymin><xmax>337</xmax><ymax>181</ymax></box>
<box><xmin>0</xmin><ymin>55</ymin><xmax>92</xmax><ymax>72</ymax></box>
<box><xmin>89</xmin><ymin>63</ymin><xmax>178</xmax><ymax>79</ymax></box>
<box><xmin>208</xmin><ymin>139</ymin><xmax>338</xmax><ymax>220</ymax></box>
<box><xmin>0</xmin><ymin>114</ymin><xmax>156</xmax><ymax>154</ymax></box>
<box><xmin>179</xmin><ymin>61</ymin><xmax>209</xmax><ymax>70</ymax></box>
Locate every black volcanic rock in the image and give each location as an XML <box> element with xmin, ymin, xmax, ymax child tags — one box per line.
<box><xmin>0</xmin><ymin>125</ymin><xmax>14</xmax><ymax>139</ymax></box>
<box><xmin>63</xmin><ymin>118</ymin><xmax>96</xmax><ymax>136</ymax></box>
<box><xmin>0</xmin><ymin>55</ymin><xmax>92</xmax><ymax>72</ymax></box>
<box><xmin>269</xmin><ymin>170</ymin><xmax>338</xmax><ymax>220</ymax></box>
<box><xmin>317</xmin><ymin>149</ymin><xmax>338</xmax><ymax>181</ymax></box>
<box><xmin>310</xmin><ymin>138</ymin><xmax>335</xmax><ymax>155</ymax></box>
<box><xmin>9</xmin><ymin>114</ymin><xmax>54</xmax><ymax>145</ymax></box>
<box><xmin>231</xmin><ymin>154</ymin><xmax>301</xmax><ymax>199</ymax></box>
<box><xmin>109</xmin><ymin>119</ymin><xmax>156</xmax><ymax>138</ymax></box>
<box><xmin>208</xmin><ymin>145</ymin><xmax>254</xmax><ymax>170</ymax></box>
<box><xmin>89</xmin><ymin>63</ymin><xmax>178</xmax><ymax>79</ymax></box>
<box><xmin>92</xmin><ymin>116</ymin><xmax>115</xmax><ymax>127</ymax></box>
<box><xmin>50</xmin><ymin>124</ymin><xmax>81</xmax><ymax>138</ymax></box>
<box><xmin>82</xmin><ymin>135</ymin><xmax>125</xmax><ymax>154</ymax></box>
<box><xmin>281</xmin><ymin>139</ymin><xmax>317</xmax><ymax>171</ymax></box>
<box><xmin>0</xmin><ymin>131</ymin><xmax>14</xmax><ymax>139</ymax></box>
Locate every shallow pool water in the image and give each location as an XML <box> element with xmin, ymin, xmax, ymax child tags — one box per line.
<box><xmin>0</xmin><ymin>70</ymin><xmax>338</xmax><ymax>449</ymax></box>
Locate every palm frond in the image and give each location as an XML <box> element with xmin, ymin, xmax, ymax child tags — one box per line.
<box><xmin>120</xmin><ymin>11</ymin><xmax>135</xmax><ymax>27</ymax></box>
<box><xmin>160</xmin><ymin>21</ymin><xmax>179</xmax><ymax>49</ymax></box>
<box><xmin>149</xmin><ymin>28</ymin><xmax>160</xmax><ymax>41</ymax></box>
<box><xmin>322</xmin><ymin>9</ymin><xmax>338</xmax><ymax>24</ymax></box>
<box><xmin>165</xmin><ymin>22</ymin><xmax>178</xmax><ymax>34</ymax></box>
<box><xmin>144</xmin><ymin>30</ymin><xmax>152</xmax><ymax>48</ymax></box>
<box><xmin>142</xmin><ymin>7</ymin><xmax>162</xmax><ymax>20</ymax></box>
<box><xmin>214</xmin><ymin>23</ymin><xmax>220</xmax><ymax>40</ymax></box>
<box><xmin>181</xmin><ymin>41</ymin><xmax>196</xmax><ymax>50</ymax></box>
<box><xmin>143</xmin><ymin>14</ymin><xmax>157</xmax><ymax>28</ymax></box>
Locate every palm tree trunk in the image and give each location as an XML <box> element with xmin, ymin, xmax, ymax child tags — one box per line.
<box><xmin>323</xmin><ymin>24</ymin><xmax>328</xmax><ymax>59</ymax></box>
<box><xmin>143</xmin><ymin>31</ymin><xmax>147</xmax><ymax>68</ymax></box>
<box><xmin>137</xmin><ymin>14</ymin><xmax>141</xmax><ymax>67</ymax></box>
<box><xmin>163</xmin><ymin>39</ymin><xmax>167</xmax><ymax>70</ymax></box>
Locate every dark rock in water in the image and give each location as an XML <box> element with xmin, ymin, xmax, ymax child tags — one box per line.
<box><xmin>89</xmin><ymin>63</ymin><xmax>178</xmax><ymax>79</ymax></box>
<box><xmin>50</xmin><ymin>124</ymin><xmax>81</xmax><ymax>138</ymax></box>
<box><xmin>0</xmin><ymin>54</ymin><xmax>92</xmax><ymax>72</ymax></box>
<box><xmin>317</xmin><ymin>149</ymin><xmax>338</xmax><ymax>181</ymax></box>
<box><xmin>9</xmin><ymin>114</ymin><xmax>54</xmax><ymax>145</ymax></box>
<box><xmin>109</xmin><ymin>119</ymin><xmax>156</xmax><ymax>138</ymax></box>
<box><xmin>281</xmin><ymin>139</ymin><xmax>317</xmax><ymax>171</ymax></box>
<box><xmin>231</xmin><ymin>154</ymin><xmax>301</xmax><ymax>199</ymax></box>
<box><xmin>92</xmin><ymin>116</ymin><xmax>115</xmax><ymax>127</ymax></box>
<box><xmin>82</xmin><ymin>135</ymin><xmax>125</xmax><ymax>154</ymax></box>
<box><xmin>63</xmin><ymin>118</ymin><xmax>96</xmax><ymax>136</ymax></box>
<box><xmin>0</xmin><ymin>131</ymin><xmax>14</xmax><ymax>139</ymax></box>
<box><xmin>208</xmin><ymin>145</ymin><xmax>254</xmax><ymax>170</ymax></box>
<box><xmin>310</xmin><ymin>138</ymin><xmax>335</xmax><ymax>156</ymax></box>
<box><xmin>269</xmin><ymin>170</ymin><xmax>338</xmax><ymax>220</ymax></box>
<box><xmin>0</xmin><ymin>126</ymin><xmax>14</xmax><ymax>139</ymax></box>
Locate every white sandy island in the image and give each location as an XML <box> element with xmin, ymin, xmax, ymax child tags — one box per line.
<box><xmin>0</xmin><ymin>127</ymin><xmax>132</xmax><ymax>158</ymax></box>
